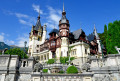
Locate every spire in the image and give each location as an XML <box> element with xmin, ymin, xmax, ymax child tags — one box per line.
<box><xmin>37</xmin><ymin>8</ymin><xmax>40</xmax><ymax>20</ymax></box>
<box><xmin>62</xmin><ymin>1</ymin><xmax>66</xmax><ymax>15</ymax></box>
<box><xmin>93</xmin><ymin>24</ymin><xmax>100</xmax><ymax>39</ymax></box>
<box><xmin>63</xmin><ymin>2</ymin><xmax>65</xmax><ymax>12</ymax></box>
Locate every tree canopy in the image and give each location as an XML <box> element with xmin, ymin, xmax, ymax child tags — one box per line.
<box><xmin>4</xmin><ymin>48</ymin><xmax>28</xmax><ymax>59</ymax></box>
<box><xmin>99</xmin><ymin>20</ymin><xmax>120</xmax><ymax>54</ymax></box>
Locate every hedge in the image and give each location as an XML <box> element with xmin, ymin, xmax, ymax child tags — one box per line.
<box><xmin>47</xmin><ymin>59</ymin><xmax>55</xmax><ymax>64</ymax></box>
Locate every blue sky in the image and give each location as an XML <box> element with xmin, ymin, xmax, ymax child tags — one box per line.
<box><xmin>0</xmin><ymin>0</ymin><xmax>120</xmax><ymax>47</ymax></box>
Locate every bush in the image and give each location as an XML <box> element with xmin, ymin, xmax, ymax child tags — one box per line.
<box><xmin>47</xmin><ymin>59</ymin><xmax>55</xmax><ymax>64</ymax></box>
<box><xmin>59</xmin><ymin>70</ymin><xmax>64</xmax><ymax>74</ymax></box>
<box><xmin>60</xmin><ymin>57</ymin><xmax>75</xmax><ymax>64</ymax></box>
<box><xmin>42</xmin><ymin>69</ymin><xmax>48</xmax><ymax>73</ymax></box>
<box><xmin>66</xmin><ymin>66</ymin><xmax>78</xmax><ymax>74</ymax></box>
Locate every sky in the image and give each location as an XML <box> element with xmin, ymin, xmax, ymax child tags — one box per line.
<box><xmin>0</xmin><ymin>0</ymin><xmax>120</xmax><ymax>47</ymax></box>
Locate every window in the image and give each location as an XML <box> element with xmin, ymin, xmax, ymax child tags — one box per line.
<box><xmin>37</xmin><ymin>45</ymin><xmax>39</xmax><ymax>48</ymax></box>
<box><xmin>67</xmin><ymin>51</ymin><xmax>68</xmax><ymax>56</ymax></box>
<box><xmin>85</xmin><ymin>49</ymin><xmax>87</xmax><ymax>54</ymax></box>
<box><xmin>37</xmin><ymin>50</ymin><xmax>39</xmax><ymax>53</ymax></box>
<box><xmin>51</xmin><ymin>41</ymin><xmax>55</xmax><ymax>46</ymax></box>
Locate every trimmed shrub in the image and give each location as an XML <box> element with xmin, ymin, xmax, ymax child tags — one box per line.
<box><xmin>42</xmin><ymin>69</ymin><xmax>48</xmax><ymax>73</ymax></box>
<box><xmin>59</xmin><ymin>70</ymin><xmax>64</xmax><ymax>74</ymax></box>
<box><xmin>66</xmin><ymin>66</ymin><xmax>78</xmax><ymax>74</ymax></box>
<box><xmin>47</xmin><ymin>59</ymin><xmax>55</xmax><ymax>64</ymax></box>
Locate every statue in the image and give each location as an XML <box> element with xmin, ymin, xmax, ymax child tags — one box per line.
<box><xmin>34</xmin><ymin>63</ymin><xmax>43</xmax><ymax>72</ymax></box>
<box><xmin>2</xmin><ymin>48</ymin><xmax>8</xmax><ymax>55</ymax></box>
<box><xmin>115</xmin><ymin>46</ymin><xmax>120</xmax><ymax>54</ymax></box>
<box><xmin>81</xmin><ymin>63</ymin><xmax>90</xmax><ymax>71</ymax></box>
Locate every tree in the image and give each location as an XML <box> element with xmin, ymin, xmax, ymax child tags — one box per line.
<box><xmin>98</xmin><ymin>25</ymin><xmax>107</xmax><ymax>48</ymax></box>
<box><xmin>106</xmin><ymin>20</ymin><xmax>120</xmax><ymax>54</ymax></box>
<box><xmin>4</xmin><ymin>48</ymin><xmax>28</xmax><ymax>59</ymax></box>
<box><xmin>66</xmin><ymin>66</ymin><xmax>78</xmax><ymax>74</ymax></box>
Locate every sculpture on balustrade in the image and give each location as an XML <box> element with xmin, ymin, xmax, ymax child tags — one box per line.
<box><xmin>34</xmin><ymin>62</ymin><xmax>43</xmax><ymax>72</ymax></box>
<box><xmin>81</xmin><ymin>63</ymin><xmax>90</xmax><ymax>72</ymax></box>
<box><xmin>115</xmin><ymin>46</ymin><xmax>120</xmax><ymax>54</ymax></box>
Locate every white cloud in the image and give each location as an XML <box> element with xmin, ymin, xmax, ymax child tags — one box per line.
<box><xmin>19</xmin><ymin>19</ymin><xmax>32</xmax><ymax>26</ymax></box>
<box><xmin>0</xmin><ymin>33</ymin><xmax>15</xmax><ymax>45</ymax></box>
<box><xmin>47</xmin><ymin>6</ymin><xmax>62</xmax><ymax>29</ymax></box>
<box><xmin>1</xmin><ymin>33</ymin><xmax>5</xmax><ymax>36</ymax></box>
<box><xmin>32</xmin><ymin>4</ymin><xmax>43</xmax><ymax>14</ymax></box>
<box><xmin>0</xmin><ymin>35</ymin><xmax>4</xmax><ymax>42</ymax></box>
<box><xmin>5</xmin><ymin>10</ymin><xmax>36</xmax><ymax>27</ymax></box>
<box><xmin>16</xmin><ymin>34</ymin><xmax>29</xmax><ymax>47</ymax></box>
<box><xmin>6</xmin><ymin>40</ymin><xmax>15</xmax><ymax>45</ymax></box>
<box><xmin>15</xmin><ymin>13</ymin><xmax>29</xmax><ymax>18</ymax></box>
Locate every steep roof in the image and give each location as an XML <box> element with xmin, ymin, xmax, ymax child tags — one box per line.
<box><xmin>93</xmin><ymin>25</ymin><xmax>100</xmax><ymax>39</ymax></box>
<box><xmin>49</xmin><ymin>29</ymin><xmax>59</xmax><ymax>35</ymax></box>
<box><xmin>72</xmin><ymin>28</ymin><xmax>84</xmax><ymax>39</ymax></box>
<box><xmin>87</xmin><ymin>33</ymin><xmax>95</xmax><ymax>41</ymax></box>
<box><xmin>33</xmin><ymin>15</ymin><xmax>42</xmax><ymax>31</ymax></box>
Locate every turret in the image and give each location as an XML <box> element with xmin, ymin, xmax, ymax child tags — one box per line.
<box><xmin>93</xmin><ymin>24</ymin><xmax>102</xmax><ymax>54</ymax></box>
<box><xmin>41</xmin><ymin>24</ymin><xmax>47</xmax><ymax>44</ymax></box>
<box><xmin>59</xmin><ymin>2</ymin><xmax>69</xmax><ymax>57</ymax></box>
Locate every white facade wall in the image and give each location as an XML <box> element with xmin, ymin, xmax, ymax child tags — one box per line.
<box><xmin>97</xmin><ymin>40</ymin><xmax>102</xmax><ymax>54</ymax></box>
<box><xmin>41</xmin><ymin>30</ymin><xmax>46</xmax><ymax>44</ymax></box>
<box><xmin>56</xmin><ymin>48</ymin><xmax>61</xmax><ymax>59</ymax></box>
<box><xmin>29</xmin><ymin>36</ymin><xmax>42</xmax><ymax>56</ymax></box>
<box><xmin>61</xmin><ymin>37</ymin><xmax>68</xmax><ymax>57</ymax></box>
<box><xmin>70</xmin><ymin>41</ymin><xmax>90</xmax><ymax>58</ymax></box>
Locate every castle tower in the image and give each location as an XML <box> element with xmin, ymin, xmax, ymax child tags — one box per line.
<box><xmin>93</xmin><ymin>25</ymin><xmax>102</xmax><ymax>54</ymax></box>
<box><xmin>41</xmin><ymin>24</ymin><xmax>47</xmax><ymax>44</ymax></box>
<box><xmin>59</xmin><ymin>3</ymin><xmax>70</xmax><ymax>57</ymax></box>
<box><xmin>28</xmin><ymin>12</ymin><xmax>44</xmax><ymax>56</ymax></box>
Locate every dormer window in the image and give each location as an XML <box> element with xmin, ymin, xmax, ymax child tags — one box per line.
<box><xmin>51</xmin><ymin>41</ymin><xmax>55</xmax><ymax>46</ymax></box>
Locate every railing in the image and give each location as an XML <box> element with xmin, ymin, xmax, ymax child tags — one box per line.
<box><xmin>44</xmin><ymin>63</ymin><xmax>68</xmax><ymax>68</ymax></box>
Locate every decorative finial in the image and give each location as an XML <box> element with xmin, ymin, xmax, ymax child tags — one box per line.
<box><xmin>94</xmin><ymin>24</ymin><xmax>97</xmax><ymax>31</ymax></box>
<box><xmin>37</xmin><ymin>7</ymin><xmax>40</xmax><ymax>20</ymax></box>
<box><xmin>63</xmin><ymin>2</ymin><xmax>65</xmax><ymax>12</ymax></box>
<box><xmin>94</xmin><ymin>24</ymin><xmax>96</xmax><ymax>28</ymax></box>
<box><xmin>80</xmin><ymin>22</ymin><xmax>82</xmax><ymax>29</ymax></box>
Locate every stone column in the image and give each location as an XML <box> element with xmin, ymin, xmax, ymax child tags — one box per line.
<box><xmin>46</xmin><ymin>54</ymin><xmax>48</xmax><ymax>60</ymax></box>
<box><xmin>1</xmin><ymin>74</ymin><xmax>5</xmax><ymax>81</ymax></box>
<box><xmin>43</xmin><ymin>55</ymin><xmax>45</xmax><ymax>63</ymax></box>
<box><xmin>21</xmin><ymin>61</ymin><xmax>23</xmax><ymax>67</ymax></box>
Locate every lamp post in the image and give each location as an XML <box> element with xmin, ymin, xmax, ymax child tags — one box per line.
<box><xmin>24</xmin><ymin>41</ymin><xmax>27</xmax><ymax>59</ymax></box>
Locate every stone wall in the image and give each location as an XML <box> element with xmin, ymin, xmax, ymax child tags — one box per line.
<box><xmin>1</xmin><ymin>54</ymin><xmax>120</xmax><ymax>81</ymax></box>
<box><xmin>31</xmin><ymin>73</ymin><xmax>93</xmax><ymax>81</ymax></box>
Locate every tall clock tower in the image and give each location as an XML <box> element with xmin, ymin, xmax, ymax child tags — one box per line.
<box><xmin>59</xmin><ymin>3</ymin><xmax>70</xmax><ymax>57</ymax></box>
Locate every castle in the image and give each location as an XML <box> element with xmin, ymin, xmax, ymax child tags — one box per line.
<box><xmin>28</xmin><ymin>4</ymin><xmax>104</xmax><ymax>64</ymax></box>
<box><xmin>2</xmin><ymin>3</ymin><xmax>119</xmax><ymax>81</ymax></box>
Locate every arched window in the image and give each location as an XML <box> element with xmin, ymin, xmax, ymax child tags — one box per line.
<box><xmin>38</xmin><ymin>38</ymin><xmax>40</xmax><ymax>41</ymax></box>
